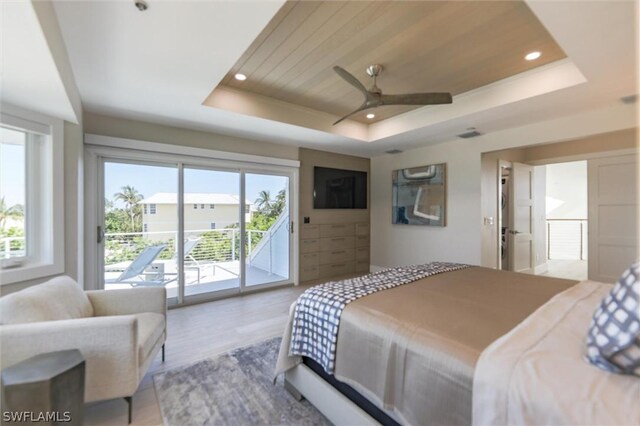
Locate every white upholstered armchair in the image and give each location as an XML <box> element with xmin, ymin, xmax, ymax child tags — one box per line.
<box><xmin>0</xmin><ymin>276</ymin><xmax>167</xmax><ymax>422</ymax></box>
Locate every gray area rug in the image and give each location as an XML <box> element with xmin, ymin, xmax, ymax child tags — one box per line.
<box><xmin>153</xmin><ymin>337</ymin><xmax>330</xmax><ymax>426</ymax></box>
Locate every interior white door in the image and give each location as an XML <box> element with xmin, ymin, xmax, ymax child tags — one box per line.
<box><xmin>508</xmin><ymin>162</ymin><xmax>535</xmax><ymax>273</ymax></box>
<box><xmin>588</xmin><ymin>154</ymin><xmax>638</xmax><ymax>283</ymax></box>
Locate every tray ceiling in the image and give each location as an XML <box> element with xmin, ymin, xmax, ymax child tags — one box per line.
<box><xmin>212</xmin><ymin>0</ymin><xmax>566</xmax><ymax>124</ymax></box>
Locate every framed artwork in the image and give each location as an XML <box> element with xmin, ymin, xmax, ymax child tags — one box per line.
<box><xmin>392</xmin><ymin>163</ymin><xmax>446</xmax><ymax>226</ymax></box>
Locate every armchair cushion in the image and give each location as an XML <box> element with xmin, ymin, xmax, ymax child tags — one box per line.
<box><xmin>136</xmin><ymin>312</ymin><xmax>165</xmax><ymax>363</ymax></box>
<box><xmin>0</xmin><ymin>276</ymin><xmax>93</xmax><ymax>325</ymax></box>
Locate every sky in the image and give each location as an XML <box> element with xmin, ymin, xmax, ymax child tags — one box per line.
<box><xmin>0</xmin><ymin>127</ymin><xmax>26</xmax><ymax>208</ymax></box>
<box><xmin>105</xmin><ymin>162</ymin><xmax>288</xmax><ymax>209</ymax></box>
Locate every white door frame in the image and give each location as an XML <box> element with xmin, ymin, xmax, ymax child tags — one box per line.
<box><xmin>83</xmin><ymin>139</ymin><xmax>299</xmax><ymax>305</ymax></box>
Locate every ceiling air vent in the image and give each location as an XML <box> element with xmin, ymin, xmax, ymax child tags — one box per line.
<box><xmin>621</xmin><ymin>94</ymin><xmax>638</xmax><ymax>104</ymax></box>
<box><xmin>456</xmin><ymin>127</ymin><xmax>482</xmax><ymax>139</ymax></box>
<box><xmin>385</xmin><ymin>149</ymin><xmax>403</xmax><ymax>154</ymax></box>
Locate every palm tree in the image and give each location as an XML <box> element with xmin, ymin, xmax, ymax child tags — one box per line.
<box><xmin>272</xmin><ymin>188</ymin><xmax>287</xmax><ymax>217</ymax></box>
<box><xmin>114</xmin><ymin>186</ymin><xmax>143</xmax><ymax>232</ymax></box>
<box><xmin>255</xmin><ymin>190</ymin><xmax>272</xmax><ymax>214</ymax></box>
<box><xmin>0</xmin><ymin>197</ymin><xmax>24</xmax><ymax>229</ymax></box>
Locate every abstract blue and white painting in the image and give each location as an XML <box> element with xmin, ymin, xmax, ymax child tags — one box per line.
<box><xmin>392</xmin><ymin>163</ymin><xmax>446</xmax><ymax>226</ymax></box>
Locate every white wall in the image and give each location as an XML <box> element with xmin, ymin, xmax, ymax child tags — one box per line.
<box><xmin>370</xmin><ymin>103</ymin><xmax>636</xmax><ymax>269</ymax></box>
<box><xmin>546</xmin><ymin>161</ymin><xmax>588</xmax><ymax>219</ymax></box>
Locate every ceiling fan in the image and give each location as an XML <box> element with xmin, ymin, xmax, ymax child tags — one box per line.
<box><xmin>332</xmin><ymin>64</ymin><xmax>452</xmax><ymax>125</ymax></box>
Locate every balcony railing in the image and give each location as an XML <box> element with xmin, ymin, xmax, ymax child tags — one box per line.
<box><xmin>104</xmin><ymin>228</ymin><xmax>267</xmax><ymax>267</ymax></box>
<box><xmin>0</xmin><ymin>237</ymin><xmax>25</xmax><ymax>260</ymax></box>
<box><xmin>546</xmin><ymin>219</ymin><xmax>588</xmax><ymax>260</ymax></box>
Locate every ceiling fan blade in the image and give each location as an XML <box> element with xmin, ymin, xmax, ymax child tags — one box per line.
<box><xmin>381</xmin><ymin>92</ymin><xmax>453</xmax><ymax>106</ymax></box>
<box><xmin>333</xmin><ymin>66</ymin><xmax>372</xmax><ymax>100</ymax></box>
<box><xmin>333</xmin><ymin>104</ymin><xmax>368</xmax><ymax>125</ymax></box>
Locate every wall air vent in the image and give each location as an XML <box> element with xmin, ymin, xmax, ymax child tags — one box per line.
<box><xmin>456</xmin><ymin>127</ymin><xmax>482</xmax><ymax>139</ymax></box>
<box><xmin>385</xmin><ymin>149</ymin><xmax>403</xmax><ymax>154</ymax></box>
<box><xmin>621</xmin><ymin>94</ymin><xmax>638</xmax><ymax>104</ymax></box>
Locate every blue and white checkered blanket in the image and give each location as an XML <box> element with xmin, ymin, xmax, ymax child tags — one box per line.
<box><xmin>288</xmin><ymin>262</ymin><xmax>470</xmax><ymax>374</ymax></box>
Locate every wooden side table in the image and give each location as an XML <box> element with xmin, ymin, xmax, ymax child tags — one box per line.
<box><xmin>1</xmin><ymin>349</ymin><xmax>85</xmax><ymax>425</ymax></box>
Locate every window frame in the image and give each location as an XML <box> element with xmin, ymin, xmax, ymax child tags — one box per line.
<box><xmin>149</xmin><ymin>203</ymin><xmax>157</xmax><ymax>215</ymax></box>
<box><xmin>0</xmin><ymin>104</ymin><xmax>65</xmax><ymax>285</ymax></box>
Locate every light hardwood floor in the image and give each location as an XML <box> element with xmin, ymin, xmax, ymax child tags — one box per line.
<box><xmin>542</xmin><ymin>259</ymin><xmax>588</xmax><ymax>281</ymax></box>
<box><xmin>85</xmin><ymin>284</ymin><xmax>309</xmax><ymax>425</ymax></box>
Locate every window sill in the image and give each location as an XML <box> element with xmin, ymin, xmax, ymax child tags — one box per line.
<box><xmin>0</xmin><ymin>261</ymin><xmax>64</xmax><ymax>285</ymax></box>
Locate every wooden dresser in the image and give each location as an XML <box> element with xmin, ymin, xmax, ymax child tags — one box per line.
<box><xmin>300</xmin><ymin>222</ymin><xmax>370</xmax><ymax>283</ymax></box>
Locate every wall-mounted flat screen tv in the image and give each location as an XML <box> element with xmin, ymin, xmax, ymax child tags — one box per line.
<box><xmin>313</xmin><ymin>166</ymin><xmax>367</xmax><ymax>209</ymax></box>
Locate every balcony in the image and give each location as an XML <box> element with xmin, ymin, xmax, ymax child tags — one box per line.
<box><xmin>103</xmin><ymin>218</ymin><xmax>289</xmax><ymax>297</ymax></box>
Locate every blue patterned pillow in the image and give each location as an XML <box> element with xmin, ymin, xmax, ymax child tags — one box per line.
<box><xmin>586</xmin><ymin>261</ymin><xmax>640</xmax><ymax>376</ymax></box>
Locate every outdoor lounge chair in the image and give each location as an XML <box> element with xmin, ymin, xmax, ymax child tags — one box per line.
<box><xmin>105</xmin><ymin>245</ymin><xmax>177</xmax><ymax>287</ymax></box>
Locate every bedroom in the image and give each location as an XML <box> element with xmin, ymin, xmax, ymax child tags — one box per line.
<box><xmin>0</xmin><ymin>0</ymin><xmax>638</xmax><ymax>425</ymax></box>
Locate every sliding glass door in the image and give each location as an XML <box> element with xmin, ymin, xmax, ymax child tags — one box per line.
<box><xmin>182</xmin><ymin>167</ymin><xmax>241</xmax><ymax>298</ymax></box>
<box><xmin>245</xmin><ymin>173</ymin><xmax>290</xmax><ymax>287</ymax></box>
<box><xmin>102</xmin><ymin>161</ymin><xmax>179</xmax><ymax>301</ymax></box>
<box><xmin>99</xmin><ymin>157</ymin><xmax>293</xmax><ymax>305</ymax></box>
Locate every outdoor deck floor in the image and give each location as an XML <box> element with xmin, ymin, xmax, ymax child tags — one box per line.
<box><xmin>105</xmin><ymin>260</ymin><xmax>288</xmax><ymax>296</ymax></box>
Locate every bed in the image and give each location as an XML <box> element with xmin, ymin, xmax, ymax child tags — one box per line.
<box><xmin>275</xmin><ymin>265</ymin><xmax>640</xmax><ymax>425</ymax></box>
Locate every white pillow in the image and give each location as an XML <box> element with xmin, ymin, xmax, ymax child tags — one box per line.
<box><xmin>0</xmin><ymin>276</ymin><xmax>94</xmax><ymax>325</ymax></box>
<box><xmin>585</xmin><ymin>261</ymin><xmax>640</xmax><ymax>376</ymax></box>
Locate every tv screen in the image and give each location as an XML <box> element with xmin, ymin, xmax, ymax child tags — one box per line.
<box><xmin>313</xmin><ymin>167</ymin><xmax>367</xmax><ymax>209</ymax></box>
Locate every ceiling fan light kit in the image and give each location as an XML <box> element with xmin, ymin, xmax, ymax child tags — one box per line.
<box><xmin>332</xmin><ymin>64</ymin><xmax>453</xmax><ymax>125</ymax></box>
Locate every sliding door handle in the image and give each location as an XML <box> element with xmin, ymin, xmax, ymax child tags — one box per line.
<box><xmin>509</xmin><ymin>230</ymin><xmax>522</xmax><ymax>235</ymax></box>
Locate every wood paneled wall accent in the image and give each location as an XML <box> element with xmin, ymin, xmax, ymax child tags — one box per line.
<box><xmin>299</xmin><ymin>148</ymin><xmax>370</xmax><ymax>283</ymax></box>
<box><xmin>218</xmin><ymin>0</ymin><xmax>566</xmax><ymax>124</ymax></box>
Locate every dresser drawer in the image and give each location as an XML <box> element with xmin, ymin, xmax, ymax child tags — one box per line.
<box><xmin>355</xmin><ymin>223</ymin><xmax>370</xmax><ymax>236</ymax></box>
<box><xmin>320</xmin><ymin>249</ymin><xmax>355</xmax><ymax>265</ymax></box>
<box><xmin>355</xmin><ymin>247</ymin><xmax>370</xmax><ymax>262</ymax></box>
<box><xmin>356</xmin><ymin>261</ymin><xmax>370</xmax><ymax>273</ymax></box>
<box><xmin>300</xmin><ymin>224</ymin><xmax>320</xmax><ymax>239</ymax></box>
<box><xmin>355</xmin><ymin>235</ymin><xmax>370</xmax><ymax>248</ymax></box>
<box><xmin>320</xmin><ymin>236</ymin><xmax>355</xmax><ymax>251</ymax></box>
<box><xmin>301</xmin><ymin>238</ymin><xmax>320</xmax><ymax>254</ymax></box>
<box><xmin>301</xmin><ymin>252</ymin><xmax>319</xmax><ymax>268</ymax></box>
<box><xmin>319</xmin><ymin>223</ymin><xmax>355</xmax><ymax>238</ymax></box>
<box><xmin>319</xmin><ymin>262</ymin><xmax>355</xmax><ymax>278</ymax></box>
<box><xmin>300</xmin><ymin>265</ymin><xmax>319</xmax><ymax>282</ymax></box>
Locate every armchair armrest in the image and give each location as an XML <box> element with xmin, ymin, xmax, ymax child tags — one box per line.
<box><xmin>86</xmin><ymin>287</ymin><xmax>167</xmax><ymax>317</ymax></box>
<box><xmin>0</xmin><ymin>315</ymin><xmax>138</xmax><ymax>371</ymax></box>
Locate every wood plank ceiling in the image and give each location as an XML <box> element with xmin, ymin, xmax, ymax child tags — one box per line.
<box><xmin>216</xmin><ymin>1</ymin><xmax>566</xmax><ymax>124</ymax></box>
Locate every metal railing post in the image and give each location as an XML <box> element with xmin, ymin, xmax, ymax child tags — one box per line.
<box><xmin>268</xmin><ymin>228</ymin><xmax>273</xmax><ymax>275</ymax></box>
<box><xmin>547</xmin><ymin>221</ymin><xmax>551</xmax><ymax>260</ymax></box>
<box><xmin>580</xmin><ymin>220</ymin><xmax>584</xmax><ymax>260</ymax></box>
<box><xmin>231</xmin><ymin>229</ymin><xmax>236</xmax><ymax>261</ymax></box>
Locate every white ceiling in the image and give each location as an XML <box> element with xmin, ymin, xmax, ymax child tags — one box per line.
<box><xmin>51</xmin><ymin>0</ymin><xmax>638</xmax><ymax>158</ymax></box>
<box><xmin>1</xmin><ymin>1</ymin><xmax>79</xmax><ymax>123</ymax></box>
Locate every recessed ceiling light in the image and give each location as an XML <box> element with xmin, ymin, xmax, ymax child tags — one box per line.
<box><xmin>525</xmin><ymin>51</ymin><xmax>541</xmax><ymax>61</ymax></box>
<box><xmin>366</xmin><ymin>113</ymin><xmax>375</xmax><ymax>119</ymax></box>
<box><xmin>234</xmin><ymin>73</ymin><xmax>247</xmax><ymax>81</ymax></box>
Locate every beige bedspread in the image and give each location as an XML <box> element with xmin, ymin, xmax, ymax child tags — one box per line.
<box><xmin>473</xmin><ymin>280</ymin><xmax>640</xmax><ymax>426</ymax></box>
<box><xmin>277</xmin><ymin>267</ymin><xmax>575</xmax><ymax>425</ymax></box>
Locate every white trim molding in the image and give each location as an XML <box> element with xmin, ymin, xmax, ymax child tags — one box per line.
<box><xmin>85</xmin><ymin>133</ymin><xmax>300</xmax><ymax>168</ymax></box>
<box><xmin>0</xmin><ymin>103</ymin><xmax>65</xmax><ymax>285</ymax></box>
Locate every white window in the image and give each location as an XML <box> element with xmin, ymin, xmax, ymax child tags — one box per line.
<box><xmin>0</xmin><ymin>105</ymin><xmax>64</xmax><ymax>284</ymax></box>
<box><xmin>143</xmin><ymin>204</ymin><xmax>147</xmax><ymax>214</ymax></box>
<box><xmin>149</xmin><ymin>204</ymin><xmax>157</xmax><ymax>214</ymax></box>
<box><xmin>193</xmin><ymin>204</ymin><xmax>197</xmax><ymax>209</ymax></box>
<box><xmin>143</xmin><ymin>223</ymin><xmax>148</xmax><ymax>233</ymax></box>
<box><xmin>245</xmin><ymin>205</ymin><xmax>250</xmax><ymax>214</ymax></box>
<box><xmin>209</xmin><ymin>204</ymin><xmax>215</xmax><ymax>209</ymax></box>
<box><xmin>200</xmin><ymin>204</ymin><xmax>205</xmax><ymax>209</ymax></box>
<box><xmin>210</xmin><ymin>222</ymin><xmax>216</xmax><ymax>229</ymax></box>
